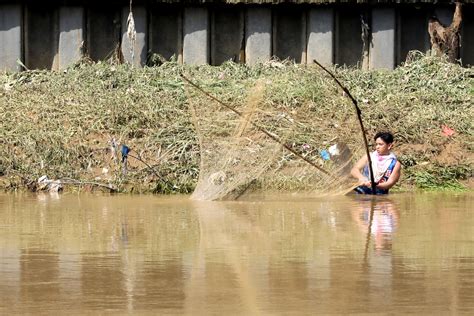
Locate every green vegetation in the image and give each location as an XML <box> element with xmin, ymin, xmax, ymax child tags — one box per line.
<box><xmin>0</xmin><ymin>53</ymin><xmax>472</xmax><ymax>193</ymax></box>
<box><xmin>405</xmin><ymin>164</ymin><xmax>472</xmax><ymax>191</ymax></box>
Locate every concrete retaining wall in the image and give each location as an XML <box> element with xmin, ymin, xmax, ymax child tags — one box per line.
<box><xmin>211</xmin><ymin>8</ymin><xmax>244</xmax><ymax>65</ymax></box>
<box><xmin>245</xmin><ymin>7</ymin><xmax>272</xmax><ymax>65</ymax></box>
<box><xmin>183</xmin><ymin>7</ymin><xmax>209</xmax><ymax>65</ymax></box>
<box><xmin>273</xmin><ymin>7</ymin><xmax>306</xmax><ymax>63</ymax></box>
<box><xmin>149</xmin><ymin>4</ymin><xmax>182</xmax><ymax>63</ymax></box>
<box><xmin>59</xmin><ymin>6</ymin><xmax>84</xmax><ymax>70</ymax></box>
<box><xmin>87</xmin><ymin>6</ymin><xmax>120</xmax><ymax>62</ymax></box>
<box><xmin>370</xmin><ymin>8</ymin><xmax>395</xmax><ymax>70</ymax></box>
<box><xmin>397</xmin><ymin>8</ymin><xmax>430</xmax><ymax>64</ymax></box>
<box><xmin>307</xmin><ymin>8</ymin><xmax>334</xmax><ymax>66</ymax></box>
<box><xmin>0</xmin><ymin>4</ymin><xmax>22</xmax><ymax>72</ymax></box>
<box><xmin>121</xmin><ymin>6</ymin><xmax>147</xmax><ymax>67</ymax></box>
<box><xmin>335</xmin><ymin>7</ymin><xmax>364</xmax><ymax>67</ymax></box>
<box><xmin>1</xmin><ymin>2</ymin><xmax>473</xmax><ymax>71</ymax></box>
<box><xmin>461</xmin><ymin>7</ymin><xmax>474</xmax><ymax>66</ymax></box>
<box><xmin>25</xmin><ymin>3</ymin><xmax>58</xmax><ymax>70</ymax></box>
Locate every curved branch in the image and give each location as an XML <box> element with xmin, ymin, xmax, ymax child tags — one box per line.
<box><xmin>451</xmin><ymin>2</ymin><xmax>463</xmax><ymax>33</ymax></box>
<box><xmin>313</xmin><ymin>59</ymin><xmax>377</xmax><ymax>194</ymax></box>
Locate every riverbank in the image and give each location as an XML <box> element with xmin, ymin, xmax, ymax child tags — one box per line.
<box><xmin>0</xmin><ymin>54</ymin><xmax>472</xmax><ymax>193</ymax></box>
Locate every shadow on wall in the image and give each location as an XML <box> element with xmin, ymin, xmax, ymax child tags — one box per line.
<box><xmin>26</xmin><ymin>4</ymin><xmax>59</xmax><ymax>70</ymax></box>
<box><xmin>149</xmin><ymin>4</ymin><xmax>182</xmax><ymax>61</ymax></box>
<box><xmin>87</xmin><ymin>6</ymin><xmax>121</xmax><ymax>62</ymax></box>
<box><xmin>211</xmin><ymin>7</ymin><xmax>243</xmax><ymax>65</ymax></box>
<box><xmin>335</xmin><ymin>6</ymin><xmax>365</xmax><ymax>67</ymax></box>
<box><xmin>273</xmin><ymin>5</ymin><xmax>305</xmax><ymax>63</ymax></box>
<box><xmin>461</xmin><ymin>5</ymin><xmax>474</xmax><ymax>66</ymax></box>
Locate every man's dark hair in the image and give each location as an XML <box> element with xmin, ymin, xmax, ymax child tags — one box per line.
<box><xmin>374</xmin><ymin>131</ymin><xmax>394</xmax><ymax>144</ymax></box>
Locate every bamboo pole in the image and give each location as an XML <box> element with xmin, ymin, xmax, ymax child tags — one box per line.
<box><xmin>313</xmin><ymin>59</ymin><xmax>377</xmax><ymax>194</ymax></box>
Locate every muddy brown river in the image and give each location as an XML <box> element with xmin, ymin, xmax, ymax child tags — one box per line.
<box><xmin>0</xmin><ymin>192</ymin><xmax>473</xmax><ymax>314</ymax></box>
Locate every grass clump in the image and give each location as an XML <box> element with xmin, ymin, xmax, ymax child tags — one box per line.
<box><xmin>405</xmin><ymin>164</ymin><xmax>472</xmax><ymax>191</ymax></box>
<box><xmin>0</xmin><ymin>53</ymin><xmax>472</xmax><ymax>193</ymax></box>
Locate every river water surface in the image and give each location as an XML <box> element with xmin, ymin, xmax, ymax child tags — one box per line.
<box><xmin>0</xmin><ymin>192</ymin><xmax>473</xmax><ymax>314</ymax></box>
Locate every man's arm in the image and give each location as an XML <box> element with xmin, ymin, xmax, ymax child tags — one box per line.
<box><xmin>351</xmin><ymin>156</ymin><xmax>369</xmax><ymax>185</ymax></box>
<box><xmin>376</xmin><ymin>161</ymin><xmax>401</xmax><ymax>190</ymax></box>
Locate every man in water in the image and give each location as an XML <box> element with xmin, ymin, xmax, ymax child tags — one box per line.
<box><xmin>351</xmin><ymin>132</ymin><xmax>401</xmax><ymax>194</ymax></box>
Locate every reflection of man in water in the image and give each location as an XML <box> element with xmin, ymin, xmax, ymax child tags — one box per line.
<box><xmin>352</xmin><ymin>198</ymin><xmax>399</xmax><ymax>254</ymax></box>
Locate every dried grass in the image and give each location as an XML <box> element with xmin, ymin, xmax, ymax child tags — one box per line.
<box><xmin>0</xmin><ymin>53</ymin><xmax>472</xmax><ymax>193</ymax></box>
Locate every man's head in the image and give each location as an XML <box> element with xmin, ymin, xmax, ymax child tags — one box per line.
<box><xmin>374</xmin><ymin>131</ymin><xmax>394</xmax><ymax>155</ymax></box>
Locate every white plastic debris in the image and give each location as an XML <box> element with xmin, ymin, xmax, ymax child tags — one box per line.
<box><xmin>37</xmin><ymin>175</ymin><xmax>63</xmax><ymax>193</ymax></box>
<box><xmin>328</xmin><ymin>144</ymin><xmax>340</xmax><ymax>156</ymax></box>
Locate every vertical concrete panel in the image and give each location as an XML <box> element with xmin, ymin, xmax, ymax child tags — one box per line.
<box><xmin>59</xmin><ymin>6</ymin><xmax>84</xmax><ymax>70</ymax></box>
<box><xmin>0</xmin><ymin>5</ymin><xmax>22</xmax><ymax>72</ymax></box>
<box><xmin>183</xmin><ymin>7</ymin><xmax>209</xmax><ymax>65</ymax></box>
<box><xmin>307</xmin><ymin>8</ymin><xmax>334</xmax><ymax>66</ymax></box>
<box><xmin>211</xmin><ymin>8</ymin><xmax>243</xmax><ymax>65</ymax></box>
<box><xmin>25</xmin><ymin>4</ymin><xmax>59</xmax><ymax>70</ymax></box>
<box><xmin>397</xmin><ymin>8</ymin><xmax>429</xmax><ymax>64</ymax></box>
<box><xmin>461</xmin><ymin>7</ymin><xmax>474</xmax><ymax>66</ymax></box>
<box><xmin>149</xmin><ymin>5</ymin><xmax>182</xmax><ymax>62</ymax></box>
<box><xmin>370</xmin><ymin>8</ymin><xmax>395</xmax><ymax>70</ymax></box>
<box><xmin>335</xmin><ymin>7</ymin><xmax>364</xmax><ymax>67</ymax></box>
<box><xmin>273</xmin><ymin>7</ymin><xmax>305</xmax><ymax>63</ymax></box>
<box><xmin>245</xmin><ymin>7</ymin><xmax>271</xmax><ymax>65</ymax></box>
<box><xmin>87</xmin><ymin>7</ymin><xmax>121</xmax><ymax>62</ymax></box>
<box><xmin>121</xmin><ymin>6</ymin><xmax>147</xmax><ymax>67</ymax></box>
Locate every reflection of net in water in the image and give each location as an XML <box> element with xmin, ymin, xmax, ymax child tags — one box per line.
<box><xmin>187</xmin><ymin>79</ymin><xmax>362</xmax><ymax>200</ymax></box>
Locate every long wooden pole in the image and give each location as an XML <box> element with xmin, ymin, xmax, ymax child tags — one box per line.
<box><xmin>312</xmin><ymin>60</ymin><xmax>377</xmax><ymax>193</ymax></box>
<box><xmin>180</xmin><ymin>73</ymin><xmax>330</xmax><ymax>175</ymax></box>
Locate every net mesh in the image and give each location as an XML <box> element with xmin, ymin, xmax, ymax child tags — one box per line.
<box><xmin>186</xmin><ymin>77</ymin><xmax>364</xmax><ymax>200</ymax></box>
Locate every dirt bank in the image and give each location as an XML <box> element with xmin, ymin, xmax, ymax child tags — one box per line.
<box><xmin>0</xmin><ymin>54</ymin><xmax>472</xmax><ymax>193</ymax></box>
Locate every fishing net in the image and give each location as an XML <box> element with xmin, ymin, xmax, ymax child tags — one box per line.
<box><xmin>262</xmin><ymin>114</ymin><xmax>365</xmax><ymax>196</ymax></box>
<box><xmin>188</xmin><ymin>80</ymin><xmax>293</xmax><ymax>200</ymax></box>
<box><xmin>186</xmin><ymin>73</ymin><xmax>364</xmax><ymax>201</ymax></box>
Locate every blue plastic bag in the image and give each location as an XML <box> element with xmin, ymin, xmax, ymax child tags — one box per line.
<box><xmin>320</xmin><ymin>149</ymin><xmax>330</xmax><ymax>161</ymax></box>
<box><xmin>121</xmin><ymin>145</ymin><xmax>130</xmax><ymax>163</ymax></box>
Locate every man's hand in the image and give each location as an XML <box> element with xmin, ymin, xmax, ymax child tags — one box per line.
<box><xmin>358</xmin><ymin>178</ymin><xmax>371</xmax><ymax>187</ymax></box>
